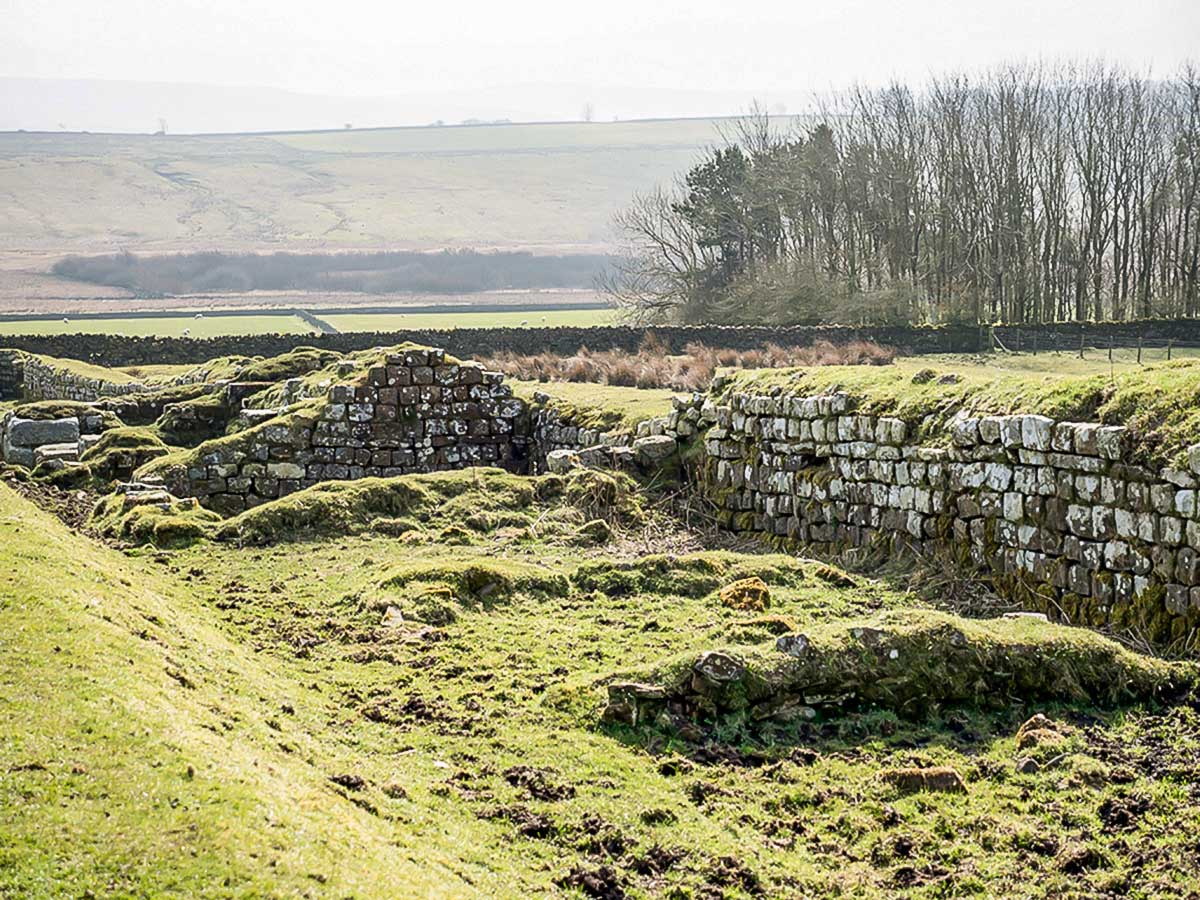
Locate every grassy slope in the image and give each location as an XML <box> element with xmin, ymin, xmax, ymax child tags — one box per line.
<box><xmin>6</xmin><ymin>468</ymin><xmax>1200</xmax><ymax>896</ymax></box>
<box><xmin>0</xmin><ymin>484</ymin><xmax>464</xmax><ymax>897</ymax></box>
<box><xmin>0</xmin><ymin>118</ymin><xmax>718</xmax><ymax>252</ymax></box>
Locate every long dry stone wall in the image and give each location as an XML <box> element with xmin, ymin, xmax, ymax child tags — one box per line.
<box><xmin>1</xmin><ymin>323</ymin><xmax>982</xmax><ymax>367</ymax></box>
<box><xmin>149</xmin><ymin>348</ymin><xmax>530</xmax><ymax>514</ymax></box>
<box><xmin>702</xmin><ymin>389</ymin><xmax>1200</xmax><ymax>641</ymax></box>
<box><xmin>8</xmin><ymin>318</ymin><xmax>1200</xmax><ymax>369</ymax></box>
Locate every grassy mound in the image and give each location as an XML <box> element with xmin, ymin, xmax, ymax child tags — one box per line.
<box><xmin>90</xmin><ymin>490</ymin><xmax>221</xmax><ymax>547</ymax></box>
<box><xmin>217</xmin><ymin>467</ymin><xmax>538</xmax><ymax>544</ymax></box>
<box><xmin>375</xmin><ymin>559</ymin><xmax>569</xmax><ymax>622</ymax></box>
<box><xmin>606</xmin><ymin>609</ymin><xmax>1198</xmax><ymax>727</ymax></box>
<box><xmin>573</xmin><ymin>550</ymin><xmax>821</xmax><ymax>598</ymax></box>
<box><xmin>236</xmin><ymin>346</ymin><xmax>343</xmax><ymax>383</ymax></box>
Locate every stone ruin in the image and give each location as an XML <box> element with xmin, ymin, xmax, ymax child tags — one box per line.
<box><xmin>145</xmin><ymin>347</ymin><xmax>533</xmax><ymax>514</ymax></box>
<box><xmin>6</xmin><ymin>338</ymin><xmax>1200</xmax><ymax>642</ymax></box>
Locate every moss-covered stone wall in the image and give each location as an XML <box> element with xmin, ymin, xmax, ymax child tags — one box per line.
<box><xmin>703</xmin><ymin>389</ymin><xmax>1200</xmax><ymax>644</ymax></box>
<box><xmin>142</xmin><ymin>348</ymin><xmax>531</xmax><ymax>514</ymax></box>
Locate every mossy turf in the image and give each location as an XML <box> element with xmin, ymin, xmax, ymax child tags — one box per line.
<box><xmin>512</xmin><ymin>380</ymin><xmax>677</xmax><ymax>433</ymax></box>
<box><xmin>89</xmin><ymin>491</ymin><xmax>221</xmax><ymax>547</ymax></box>
<box><xmin>7</xmin><ymin>481</ymin><xmax>1200</xmax><ymax>897</ymax></box>
<box><xmin>725</xmin><ymin>356</ymin><xmax>1200</xmax><ymax>468</ymax></box>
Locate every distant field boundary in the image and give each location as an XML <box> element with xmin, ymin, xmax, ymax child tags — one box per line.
<box><xmin>0</xmin><ymin>301</ymin><xmax>612</xmax><ymax>323</ymax></box>
<box><xmin>6</xmin><ymin>319</ymin><xmax>1200</xmax><ymax>368</ymax></box>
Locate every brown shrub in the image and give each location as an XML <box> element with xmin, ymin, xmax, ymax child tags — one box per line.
<box><xmin>481</xmin><ymin>338</ymin><xmax>893</xmax><ymax>391</ymax></box>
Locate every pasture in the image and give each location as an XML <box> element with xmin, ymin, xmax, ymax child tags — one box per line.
<box><xmin>318</xmin><ymin>307</ymin><xmax>618</xmax><ymax>331</ymax></box>
<box><xmin>0</xmin><ymin>314</ymin><xmax>317</xmax><ymax>337</ymax></box>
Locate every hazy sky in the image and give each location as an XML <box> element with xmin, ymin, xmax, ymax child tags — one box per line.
<box><xmin>6</xmin><ymin>0</ymin><xmax>1197</xmax><ymax>98</ymax></box>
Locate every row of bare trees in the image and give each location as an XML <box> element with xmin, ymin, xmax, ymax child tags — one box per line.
<box><xmin>608</xmin><ymin>63</ymin><xmax>1200</xmax><ymax>326</ymax></box>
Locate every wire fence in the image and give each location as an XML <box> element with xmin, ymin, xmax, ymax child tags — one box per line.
<box><xmin>991</xmin><ymin>327</ymin><xmax>1200</xmax><ymax>366</ymax></box>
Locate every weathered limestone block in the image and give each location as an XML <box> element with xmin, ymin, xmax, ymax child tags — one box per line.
<box><xmin>6</xmin><ymin>416</ymin><xmax>80</xmax><ymax>447</ymax></box>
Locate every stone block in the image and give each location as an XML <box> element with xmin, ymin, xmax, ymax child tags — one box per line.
<box><xmin>6</xmin><ymin>416</ymin><xmax>80</xmax><ymax>447</ymax></box>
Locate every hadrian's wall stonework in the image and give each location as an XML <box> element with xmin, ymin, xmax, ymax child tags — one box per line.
<box><xmin>13</xmin><ymin>353</ymin><xmax>149</xmax><ymax>403</ymax></box>
<box><xmin>702</xmin><ymin>389</ymin><xmax>1200</xmax><ymax>640</ymax></box>
<box><xmin>149</xmin><ymin>348</ymin><xmax>530</xmax><ymax>514</ymax></box>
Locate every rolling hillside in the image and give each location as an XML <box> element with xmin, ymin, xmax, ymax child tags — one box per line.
<box><xmin>0</xmin><ymin>118</ymin><xmax>726</xmax><ymax>254</ymax></box>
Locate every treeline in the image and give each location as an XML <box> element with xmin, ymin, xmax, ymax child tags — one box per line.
<box><xmin>52</xmin><ymin>250</ymin><xmax>616</xmax><ymax>296</ymax></box>
<box><xmin>609</xmin><ymin>63</ymin><xmax>1200</xmax><ymax>326</ymax></box>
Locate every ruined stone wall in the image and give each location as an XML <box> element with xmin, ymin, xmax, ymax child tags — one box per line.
<box><xmin>0</xmin><ymin>350</ymin><xmax>23</xmax><ymax>400</ymax></box>
<box><xmin>151</xmin><ymin>348</ymin><xmax>530</xmax><ymax>513</ymax></box>
<box><xmin>18</xmin><ymin>354</ymin><xmax>148</xmax><ymax>402</ymax></box>
<box><xmin>703</xmin><ymin>390</ymin><xmax>1200</xmax><ymax>639</ymax></box>
<box><xmin>529</xmin><ymin>394</ymin><xmax>706</xmax><ymax>473</ymax></box>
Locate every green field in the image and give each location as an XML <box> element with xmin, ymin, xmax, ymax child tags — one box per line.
<box><xmin>0</xmin><ymin>118</ymin><xmax>721</xmax><ymax>253</ymax></box>
<box><xmin>0</xmin><ymin>315</ymin><xmax>317</xmax><ymax>337</ymax></box>
<box><xmin>320</xmin><ymin>307</ymin><xmax>619</xmax><ymax>332</ymax></box>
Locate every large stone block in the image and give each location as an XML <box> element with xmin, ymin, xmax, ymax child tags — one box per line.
<box><xmin>5</xmin><ymin>416</ymin><xmax>80</xmax><ymax>447</ymax></box>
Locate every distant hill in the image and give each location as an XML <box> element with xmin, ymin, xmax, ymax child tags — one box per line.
<box><xmin>0</xmin><ymin>116</ymin><xmax>729</xmax><ymax>253</ymax></box>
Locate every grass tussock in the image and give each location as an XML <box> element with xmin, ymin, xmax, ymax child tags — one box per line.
<box><xmin>483</xmin><ymin>335</ymin><xmax>895</xmax><ymax>392</ymax></box>
<box><xmin>573</xmin><ymin>551</ymin><xmax>823</xmax><ymax>598</ymax></box>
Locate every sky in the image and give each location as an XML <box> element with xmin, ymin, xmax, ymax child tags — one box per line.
<box><xmin>3</xmin><ymin>0</ymin><xmax>1197</xmax><ymax>131</ymax></box>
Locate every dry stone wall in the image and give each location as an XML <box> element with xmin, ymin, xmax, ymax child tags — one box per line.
<box><xmin>703</xmin><ymin>389</ymin><xmax>1200</xmax><ymax>639</ymax></box>
<box><xmin>15</xmin><ymin>353</ymin><xmax>149</xmax><ymax>402</ymax></box>
<box><xmin>150</xmin><ymin>348</ymin><xmax>531</xmax><ymax>513</ymax></box>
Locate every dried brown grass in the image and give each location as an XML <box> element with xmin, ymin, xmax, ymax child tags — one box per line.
<box><xmin>481</xmin><ymin>335</ymin><xmax>894</xmax><ymax>391</ymax></box>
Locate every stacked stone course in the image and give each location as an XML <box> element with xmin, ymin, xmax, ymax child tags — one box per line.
<box><xmin>156</xmin><ymin>349</ymin><xmax>531</xmax><ymax>514</ymax></box>
<box><xmin>19</xmin><ymin>354</ymin><xmax>149</xmax><ymax>402</ymax></box>
<box><xmin>704</xmin><ymin>389</ymin><xmax>1200</xmax><ymax>631</ymax></box>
